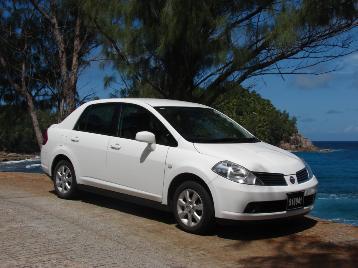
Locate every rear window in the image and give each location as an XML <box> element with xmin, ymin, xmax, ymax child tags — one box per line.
<box><xmin>74</xmin><ymin>103</ymin><xmax>118</xmax><ymax>136</ymax></box>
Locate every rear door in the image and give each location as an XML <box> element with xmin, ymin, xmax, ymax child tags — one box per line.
<box><xmin>68</xmin><ymin>103</ymin><xmax>119</xmax><ymax>180</ymax></box>
<box><xmin>106</xmin><ymin>103</ymin><xmax>177</xmax><ymax>199</ymax></box>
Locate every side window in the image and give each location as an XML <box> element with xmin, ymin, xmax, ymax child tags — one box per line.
<box><xmin>75</xmin><ymin>107</ymin><xmax>90</xmax><ymax>132</ymax></box>
<box><xmin>74</xmin><ymin>103</ymin><xmax>118</xmax><ymax>136</ymax></box>
<box><xmin>119</xmin><ymin>104</ymin><xmax>177</xmax><ymax>147</ymax></box>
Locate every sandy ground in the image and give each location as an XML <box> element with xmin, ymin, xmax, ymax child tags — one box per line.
<box><xmin>0</xmin><ymin>172</ymin><xmax>357</xmax><ymax>267</ymax></box>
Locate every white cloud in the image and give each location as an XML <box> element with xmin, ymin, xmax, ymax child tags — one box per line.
<box><xmin>293</xmin><ymin>73</ymin><xmax>333</xmax><ymax>90</ymax></box>
<box><xmin>344</xmin><ymin>125</ymin><xmax>358</xmax><ymax>133</ymax></box>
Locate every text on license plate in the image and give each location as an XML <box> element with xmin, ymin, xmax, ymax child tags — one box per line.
<box><xmin>287</xmin><ymin>191</ymin><xmax>304</xmax><ymax>210</ymax></box>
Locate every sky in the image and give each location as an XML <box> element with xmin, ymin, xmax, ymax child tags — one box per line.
<box><xmin>242</xmin><ymin>52</ymin><xmax>358</xmax><ymax>141</ymax></box>
<box><xmin>78</xmin><ymin>51</ymin><xmax>358</xmax><ymax>142</ymax></box>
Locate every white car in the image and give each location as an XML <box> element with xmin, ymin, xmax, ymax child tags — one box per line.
<box><xmin>41</xmin><ymin>98</ymin><xmax>318</xmax><ymax>233</ymax></box>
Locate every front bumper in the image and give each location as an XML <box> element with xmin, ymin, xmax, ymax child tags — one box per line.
<box><xmin>210</xmin><ymin>175</ymin><xmax>318</xmax><ymax>221</ymax></box>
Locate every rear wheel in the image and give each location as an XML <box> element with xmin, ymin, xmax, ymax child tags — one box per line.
<box><xmin>53</xmin><ymin>160</ymin><xmax>78</xmax><ymax>199</ymax></box>
<box><xmin>173</xmin><ymin>181</ymin><xmax>215</xmax><ymax>234</ymax></box>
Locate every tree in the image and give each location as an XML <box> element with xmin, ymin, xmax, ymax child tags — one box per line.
<box><xmin>0</xmin><ymin>0</ymin><xmax>51</xmax><ymax>148</ymax></box>
<box><xmin>0</xmin><ymin>105</ymin><xmax>56</xmax><ymax>153</ymax></box>
<box><xmin>87</xmin><ymin>0</ymin><xmax>358</xmax><ymax>103</ymax></box>
<box><xmin>213</xmin><ymin>84</ymin><xmax>297</xmax><ymax>145</ymax></box>
<box><xmin>30</xmin><ymin>0</ymin><xmax>97</xmax><ymax>117</ymax></box>
<box><xmin>1</xmin><ymin>0</ymin><xmax>98</xmax><ymax>150</ymax></box>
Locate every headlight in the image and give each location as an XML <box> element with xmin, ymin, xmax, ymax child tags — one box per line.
<box><xmin>302</xmin><ymin>159</ymin><xmax>314</xmax><ymax>179</ymax></box>
<box><xmin>212</xmin><ymin>160</ymin><xmax>263</xmax><ymax>185</ymax></box>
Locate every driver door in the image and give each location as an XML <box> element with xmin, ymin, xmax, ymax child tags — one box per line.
<box><xmin>106</xmin><ymin>103</ymin><xmax>177</xmax><ymax>200</ymax></box>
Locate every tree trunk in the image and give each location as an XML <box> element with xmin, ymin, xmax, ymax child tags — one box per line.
<box><xmin>20</xmin><ymin>61</ymin><xmax>43</xmax><ymax>149</ymax></box>
<box><xmin>66</xmin><ymin>13</ymin><xmax>81</xmax><ymax>114</ymax></box>
<box><xmin>0</xmin><ymin>55</ymin><xmax>43</xmax><ymax>150</ymax></box>
<box><xmin>31</xmin><ymin>0</ymin><xmax>75</xmax><ymax>117</ymax></box>
<box><xmin>25</xmin><ymin>91</ymin><xmax>43</xmax><ymax>149</ymax></box>
<box><xmin>66</xmin><ymin>82</ymin><xmax>77</xmax><ymax>114</ymax></box>
<box><xmin>58</xmin><ymin>98</ymin><xmax>65</xmax><ymax>122</ymax></box>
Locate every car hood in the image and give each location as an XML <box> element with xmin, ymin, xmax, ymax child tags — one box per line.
<box><xmin>193</xmin><ymin>141</ymin><xmax>304</xmax><ymax>175</ymax></box>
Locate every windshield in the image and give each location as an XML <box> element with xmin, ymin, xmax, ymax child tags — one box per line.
<box><xmin>155</xmin><ymin>106</ymin><xmax>259</xmax><ymax>143</ymax></box>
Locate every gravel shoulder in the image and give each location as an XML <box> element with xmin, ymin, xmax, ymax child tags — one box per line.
<box><xmin>0</xmin><ymin>172</ymin><xmax>357</xmax><ymax>267</ymax></box>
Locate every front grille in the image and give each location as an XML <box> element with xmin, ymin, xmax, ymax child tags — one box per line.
<box><xmin>244</xmin><ymin>200</ymin><xmax>286</xmax><ymax>213</ymax></box>
<box><xmin>244</xmin><ymin>194</ymin><xmax>316</xmax><ymax>214</ymax></box>
<box><xmin>296</xmin><ymin>168</ymin><xmax>309</xmax><ymax>183</ymax></box>
<box><xmin>253</xmin><ymin>172</ymin><xmax>287</xmax><ymax>186</ymax></box>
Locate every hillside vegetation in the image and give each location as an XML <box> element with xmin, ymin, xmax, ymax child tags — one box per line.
<box><xmin>213</xmin><ymin>87</ymin><xmax>297</xmax><ymax>146</ymax></box>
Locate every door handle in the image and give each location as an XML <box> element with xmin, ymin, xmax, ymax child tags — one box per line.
<box><xmin>110</xmin><ymin>144</ymin><xmax>121</xmax><ymax>150</ymax></box>
<box><xmin>71</xmin><ymin>137</ymin><xmax>79</xmax><ymax>142</ymax></box>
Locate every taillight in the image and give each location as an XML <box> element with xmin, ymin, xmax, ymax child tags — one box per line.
<box><xmin>42</xmin><ymin>129</ymin><xmax>48</xmax><ymax>145</ymax></box>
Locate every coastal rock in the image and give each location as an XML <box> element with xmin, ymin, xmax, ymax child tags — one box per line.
<box><xmin>279</xmin><ymin>133</ymin><xmax>319</xmax><ymax>152</ymax></box>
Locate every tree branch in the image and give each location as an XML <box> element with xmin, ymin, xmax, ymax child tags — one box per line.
<box><xmin>200</xmin><ymin>18</ymin><xmax>358</xmax><ymax>104</ymax></box>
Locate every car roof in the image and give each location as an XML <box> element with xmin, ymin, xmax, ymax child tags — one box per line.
<box><xmin>85</xmin><ymin>98</ymin><xmax>209</xmax><ymax>108</ymax></box>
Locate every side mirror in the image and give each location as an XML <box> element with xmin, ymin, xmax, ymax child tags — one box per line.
<box><xmin>135</xmin><ymin>131</ymin><xmax>156</xmax><ymax>150</ymax></box>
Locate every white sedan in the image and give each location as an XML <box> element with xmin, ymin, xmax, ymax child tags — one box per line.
<box><xmin>41</xmin><ymin>98</ymin><xmax>318</xmax><ymax>233</ymax></box>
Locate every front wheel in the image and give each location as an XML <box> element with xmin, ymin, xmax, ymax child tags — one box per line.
<box><xmin>173</xmin><ymin>181</ymin><xmax>215</xmax><ymax>234</ymax></box>
<box><xmin>53</xmin><ymin>160</ymin><xmax>78</xmax><ymax>199</ymax></box>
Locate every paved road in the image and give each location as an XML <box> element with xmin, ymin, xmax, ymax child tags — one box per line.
<box><xmin>0</xmin><ymin>172</ymin><xmax>357</xmax><ymax>267</ymax></box>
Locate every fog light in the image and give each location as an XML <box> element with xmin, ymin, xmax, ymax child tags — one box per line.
<box><xmin>305</xmin><ymin>188</ymin><xmax>316</xmax><ymax>196</ymax></box>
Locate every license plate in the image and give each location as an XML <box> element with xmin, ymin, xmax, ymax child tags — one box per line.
<box><xmin>287</xmin><ymin>191</ymin><xmax>304</xmax><ymax>210</ymax></box>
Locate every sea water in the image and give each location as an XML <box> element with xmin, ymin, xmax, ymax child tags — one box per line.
<box><xmin>296</xmin><ymin>141</ymin><xmax>358</xmax><ymax>226</ymax></box>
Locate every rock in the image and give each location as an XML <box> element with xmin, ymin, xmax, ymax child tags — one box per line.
<box><xmin>279</xmin><ymin>133</ymin><xmax>319</xmax><ymax>152</ymax></box>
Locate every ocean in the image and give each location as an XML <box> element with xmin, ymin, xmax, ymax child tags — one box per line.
<box><xmin>0</xmin><ymin>141</ymin><xmax>357</xmax><ymax>226</ymax></box>
<box><xmin>296</xmin><ymin>141</ymin><xmax>358</xmax><ymax>226</ymax></box>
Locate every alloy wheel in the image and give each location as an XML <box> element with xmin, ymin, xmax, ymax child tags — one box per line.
<box><xmin>176</xmin><ymin>189</ymin><xmax>203</xmax><ymax>227</ymax></box>
<box><xmin>55</xmin><ymin>164</ymin><xmax>73</xmax><ymax>194</ymax></box>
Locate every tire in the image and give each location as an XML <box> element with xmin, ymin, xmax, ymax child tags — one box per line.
<box><xmin>172</xmin><ymin>181</ymin><xmax>215</xmax><ymax>234</ymax></box>
<box><xmin>52</xmin><ymin>159</ymin><xmax>78</xmax><ymax>199</ymax></box>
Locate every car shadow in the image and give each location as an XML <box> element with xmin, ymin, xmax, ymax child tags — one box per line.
<box><xmin>50</xmin><ymin>189</ymin><xmax>318</xmax><ymax>240</ymax></box>
<box><xmin>74</xmin><ymin>190</ymin><xmax>176</xmax><ymax>225</ymax></box>
<box><xmin>215</xmin><ymin>216</ymin><xmax>317</xmax><ymax>240</ymax></box>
